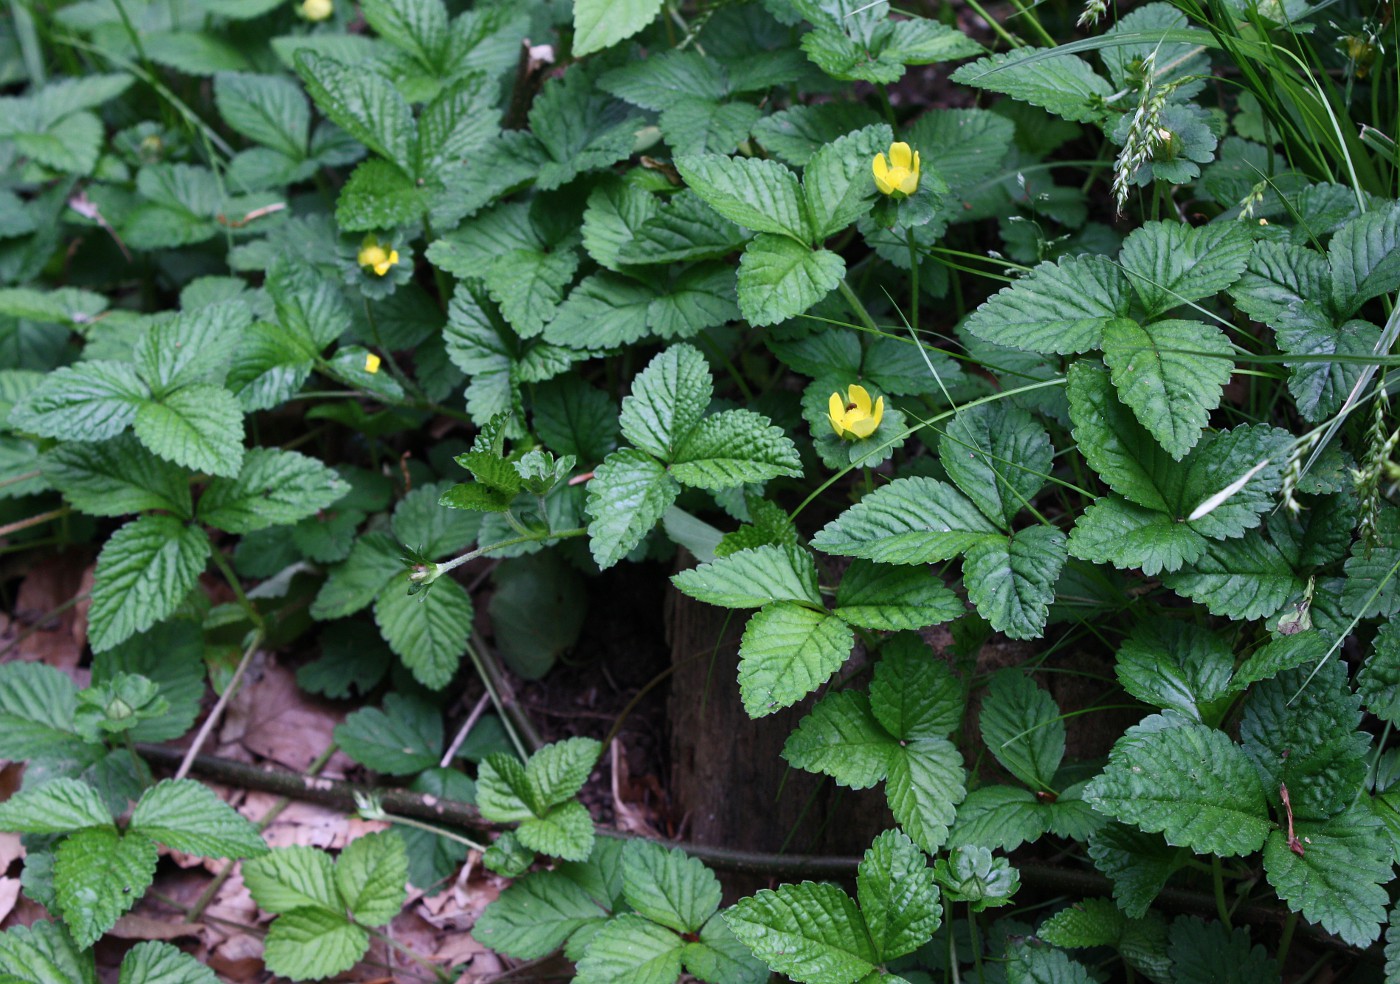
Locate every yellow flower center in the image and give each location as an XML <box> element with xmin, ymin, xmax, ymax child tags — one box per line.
<box><xmin>828</xmin><ymin>385</ymin><xmax>884</xmax><ymax>441</ymax></box>
<box><xmin>358</xmin><ymin>238</ymin><xmax>400</xmax><ymax>277</ymax></box>
<box><xmin>364</xmin><ymin>352</ymin><xmax>382</xmax><ymax>374</ymax></box>
<box><xmin>300</xmin><ymin>0</ymin><xmax>332</xmax><ymax>20</ymax></box>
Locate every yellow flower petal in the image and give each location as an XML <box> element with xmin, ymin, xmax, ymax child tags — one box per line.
<box><xmin>847</xmin><ymin>414</ymin><xmax>879</xmax><ymax>439</ymax></box>
<box><xmin>365</xmin><ymin>352</ymin><xmax>382</xmax><ymax>374</ymax></box>
<box><xmin>848</xmin><ymin>384</ymin><xmax>871</xmax><ymax>416</ymax></box>
<box><xmin>871</xmin><ymin>396</ymin><xmax>884</xmax><ymax>429</ymax></box>
<box><xmin>889</xmin><ymin>142</ymin><xmax>912</xmax><ymax>170</ymax></box>
<box><xmin>872</xmin><ymin>154</ymin><xmax>894</xmax><ymax>196</ymax></box>
<box><xmin>300</xmin><ymin>0</ymin><xmax>332</xmax><ymax>20</ymax></box>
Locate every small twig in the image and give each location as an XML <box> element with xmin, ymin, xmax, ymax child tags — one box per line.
<box><xmin>0</xmin><ymin>506</ymin><xmax>70</xmax><ymax>539</ymax></box>
<box><xmin>441</xmin><ymin>692</ymin><xmax>491</xmax><ymax>768</ymax></box>
<box><xmin>174</xmin><ymin>630</ymin><xmax>262</xmax><ymax>781</ymax></box>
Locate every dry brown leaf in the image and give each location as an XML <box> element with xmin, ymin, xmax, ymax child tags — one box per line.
<box><xmin>218</xmin><ymin>658</ymin><xmax>350</xmax><ymax>770</ymax></box>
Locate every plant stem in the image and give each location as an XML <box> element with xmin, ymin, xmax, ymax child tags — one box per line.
<box><xmin>210</xmin><ymin>548</ymin><xmax>264</xmax><ymax>631</ymax></box>
<box><xmin>945</xmin><ymin>897</ymin><xmax>961</xmax><ymax>984</ymax></box>
<box><xmin>0</xmin><ymin>506</ymin><xmax>70</xmax><ymax>539</ymax></box>
<box><xmin>434</xmin><ymin>526</ymin><xmax>587</xmax><ymax>578</ymax></box>
<box><xmin>174</xmin><ymin>629</ymin><xmax>263</xmax><ymax>781</ymax></box>
<box><xmin>1277</xmin><ymin>909</ymin><xmax>1299</xmax><ymax>973</ymax></box>
<box><xmin>441</xmin><ymin>691</ymin><xmax>491</xmax><ymax>767</ymax></box>
<box><xmin>837</xmin><ymin>278</ymin><xmax>880</xmax><ymax>334</ymax></box>
<box><xmin>0</xmin><ymin>469</ymin><xmax>41</xmax><ymax>491</ymax></box>
<box><xmin>1212</xmin><ymin>855</ymin><xmax>1232</xmax><ymax>928</ymax></box>
<box><xmin>906</xmin><ymin>226</ymin><xmax>920</xmax><ymax>337</ymax></box>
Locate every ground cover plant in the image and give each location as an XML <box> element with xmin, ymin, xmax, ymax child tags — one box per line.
<box><xmin>0</xmin><ymin>0</ymin><xmax>1398</xmax><ymax>979</ymax></box>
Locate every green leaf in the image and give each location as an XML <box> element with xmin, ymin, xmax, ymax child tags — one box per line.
<box><xmin>573</xmin><ymin>0</ymin><xmax>665</xmax><ymax>55</ymax></box>
<box><xmin>1084</xmin><ymin>723</ymin><xmax>1271</xmax><ymax>856</ymax></box>
<box><xmin>334</xmin><ymin>693</ymin><xmax>442</xmax><ymax>774</ymax></box>
<box><xmin>803</xmin><ymin>124</ymin><xmax>892</xmax><ymax>240</ymax></box>
<box><xmin>526</xmin><ymin>737</ymin><xmax>602</xmax><ymax>809</ymax></box>
<box><xmin>673</xmin><ymin>545</ymin><xmax>821</xmax><ymax>609</ymax></box>
<box><xmin>8</xmin><ymin>362</ymin><xmax>148</xmax><ymax>442</ymax></box>
<box><xmin>783</xmin><ymin>691</ymin><xmax>897</xmax><ymax>789</ymax></box>
<box><xmin>123</xmin><ymin>165</ymin><xmax>224</xmax><ymax>248</ymax></box>
<box><xmin>1263</xmin><ymin>807</ymin><xmax>1390</xmax><ymax>947</ymax></box>
<box><xmin>1167</xmin><ymin>917</ymin><xmax>1277</xmax><ymax>984</ymax></box>
<box><xmin>1342</xmin><ymin>508</ymin><xmax>1400</xmax><ymax>618</ymax></box>
<box><xmin>1119</xmin><ymin>221</ymin><xmax>1252</xmax><ymax>318</ymax></box>
<box><xmin>43</xmin><ymin>436</ymin><xmax>192</xmax><ymax>519</ymax></box>
<box><xmin>526</xmin><ymin>67</ymin><xmax>640</xmax><ymax>190</ymax></box>
<box><xmin>660</xmin><ymin>98</ymin><xmax>762</xmax><ymax>157</ymax></box>
<box><xmin>1114</xmin><ymin>620</ymin><xmax>1233</xmax><ymax>721</ymax></box>
<box><xmin>198</xmin><ymin>449</ymin><xmax>347</xmax><ymax>533</ymax></box>
<box><xmin>134</xmin><ymin>303</ymin><xmax>247</xmax><ymax>394</ymax></box>
<box><xmin>616</xmin><ymin>191</ymin><xmax>749</xmax><ymax>265</ymax></box>
<box><xmin>119</xmin><ymin>941</ymin><xmax>220</xmax><ymax>984</ymax></box>
<box><xmin>672</xmin><ymin>409</ymin><xmax>803</xmax><ymax>489</ymax></box>
<box><xmin>1358</xmin><ymin>620</ymin><xmax>1400</xmax><ymax>724</ymax></box>
<box><xmin>1232</xmin><ymin>631</ymin><xmax>1331</xmax><ymax>692</ymax></box>
<box><xmin>533</xmin><ymin>377</ymin><xmax>619</xmax><ymax>462</ymax></box>
<box><xmin>737</xmin><ymin>602</ymin><xmax>854</xmax><ymax>718</ymax></box>
<box><xmin>834</xmin><ymin>560</ymin><xmax>964</xmax><ymax>631</ymax></box>
<box><xmin>725</xmin><ymin>882</ymin><xmax>879</xmax><ymax>984</ymax></box>
<box><xmin>737</xmin><ymin>236</ymin><xmax>845</xmax><ymax>327</ymax></box>
<box><xmin>979</xmin><ymin>671</ymin><xmax>1064</xmax><ymax>790</ymax></box>
<box><xmin>754</xmin><ymin>103</ymin><xmax>886</xmax><ymax>167</ymax></box>
<box><xmin>940</xmin><ymin>402</ymin><xmax>1052</xmax><ymax>529</ymax></box>
<box><xmin>586</xmin><ymin>450</ymin><xmax>678</xmax><ymax>569</ymax></box>
<box><xmin>132</xmin><ymin>384</ymin><xmax>245</xmax><ymax>478</ymax></box>
<box><xmin>94</xmin><ymin>622</ymin><xmax>205</xmax><ymax>743</ymax></box>
<box><xmin>674</xmin><ymin>154</ymin><xmax>808</xmax><ymax>241</ymax></box>
<box><xmin>950</xmin><ymin>47</ymin><xmax>1112</xmax><ymax>125</ymax></box>
<box><xmin>130</xmin><ymin>780</ymin><xmax>267</xmax><ymax>858</ymax></box>
<box><xmin>1087</xmin><ymin>823</ymin><xmax>1180</xmax><ymax>919</ymax></box>
<box><xmin>962</xmin><ymin>254</ymin><xmax>1129</xmax><ymax>354</ymax></box>
<box><xmin>335</xmin><ymin>831</ymin><xmax>407</xmax><ymax>926</ymax></box>
<box><xmin>683</xmin><ymin>914</ymin><xmax>770</xmax><ymax>984</ymax></box>
<box><xmin>335</xmin><ymin>158</ymin><xmax>427</xmax><ymax>231</ymax></box>
<box><xmin>812</xmin><ymin>477</ymin><xmax>1000</xmax><ymax>565</ymax></box>
<box><xmin>294</xmin><ymin>52</ymin><xmax>414</xmax><ymax>171</ymax></box>
<box><xmin>393</xmin><ymin>480</ymin><xmax>481</xmax><ymax>559</ymax></box>
<box><xmin>581</xmin><ymin>180</ymin><xmax>659</xmax><ymax>271</ymax></box>
<box><xmin>486</xmin><ymin>248</ymin><xmax>579</xmax><ymax>339</ymax></box>
<box><xmin>0</xmin><ymin>663</ymin><xmax>89</xmax><ymax>762</ymax></box>
<box><xmin>0</xmin><ymin>778</ymin><xmax>110</xmax><ymax>834</ymax></box>
<box><xmin>1279</xmin><ymin>317</ymin><xmax>1379</xmax><ymax>423</ymax></box>
<box><xmin>870</xmin><ymin>634</ymin><xmax>964</xmax><ymax>739</ymax></box>
<box><xmin>88</xmin><ymin>516</ymin><xmax>211</xmax><ymax>653</ymax></box>
<box><xmin>0</xmin><ymin>921</ymin><xmax>94</xmax><ymax>984</ymax></box>
<box><xmin>886</xmin><ymin>738</ymin><xmax>966</xmax><ymax>854</ymax></box>
<box><xmin>1161</xmin><ymin>531</ymin><xmax>1306</xmax><ymax>621</ymax></box>
<box><xmin>1328</xmin><ymin>202</ymin><xmax>1400</xmax><ymax>318</ymax></box>
<box><xmin>858</xmin><ymin>829</ymin><xmax>940</xmax><ymax>961</ymax></box>
<box><xmin>474</xmin><ymin>870</ymin><xmax>610</xmax><ymax>959</ymax></box>
<box><xmin>1102</xmin><ymin>318</ymin><xmax>1233</xmax><ymax>459</ymax></box>
<box><xmin>373</xmin><ymin>572</ymin><xmax>474</xmax><ymax>690</ymax></box>
<box><xmin>1006</xmin><ymin>942</ymin><xmax>1097</xmax><ymax>984</ymax></box>
<box><xmin>622</xmin><ymin>840</ymin><xmax>721</xmax><ymax>934</ymax></box>
<box><xmin>261</xmin><ymin>907</ymin><xmax>368</xmax><ymax>982</ymax></box>
<box><xmin>54</xmin><ymin>827</ymin><xmax>157</xmax><ymax>948</ymax></box>
<box><xmin>418</xmin><ymin>71</ymin><xmax>500</xmax><ymax>168</ymax></box>
<box><xmin>618</xmin><ymin>344</ymin><xmax>712</xmax><ymax>461</ymax></box>
<box><xmin>242</xmin><ymin>847</ymin><xmax>339</xmax><ymax>914</ymax></box>
<box><xmin>599</xmin><ymin>50</ymin><xmax>729</xmax><ymax>111</ymax></box>
<box><xmin>575</xmin><ymin>914</ymin><xmax>683</xmax><ymax>984</ymax></box>
<box><xmin>1068</xmin><ymin>497</ymin><xmax>1206</xmax><ymax>576</ymax></box>
<box><xmin>962</xmin><ymin>527</ymin><xmax>1067</xmax><ymax>641</ymax></box>
<box><xmin>213</xmin><ymin>72</ymin><xmax>309</xmax><ymax>159</ymax></box>
<box><xmin>518</xmin><ymin>800</ymin><xmax>595</xmax><ymax>861</ymax></box>
<box><xmin>310</xmin><ymin>532</ymin><xmax>401</xmax><ymax>620</ymax></box>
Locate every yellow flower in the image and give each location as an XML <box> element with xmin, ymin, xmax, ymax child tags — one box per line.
<box><xmin>872</xmin><ymin>142</ymin><xmax>920</xmax><ymax>198</ymax></box>
<box><xmin>300</xmin><ymin>0</ymin><xmax>332</xmax><ymax>20</ymax></box>
<box><xmin>364</xmin><ymin>352</ymin><xmax>382</xmax><ymax>374</ymax></box>
<box><xmin>828</xmin><ymin>385</ymin><xmax>884</xmax><ymax>440</ymax></box>
<box><xmin>357</xmin><ymin>235</ymin><xmax>400</xmax><ymax>277</ymax></box>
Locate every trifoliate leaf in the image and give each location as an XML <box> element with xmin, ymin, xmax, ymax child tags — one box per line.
<box><xmin>129</xmin><ymin>780</ymin><xmax>267</xmax><ymax>858</ymax></box>
<box><xmin>737</xmin><ymin>602</ymin><xmax>854</xmax><ymax>718</ymax></box>
<box><xmin>1084</xmin><ymin>723</ymin><xmax>1270</xmax><ymax>856</ymax></box>
<box><xmin>933</xmin><ymin>845</ymin><xmax>1020</xmax><ymax>911</ymax></box>
<box><xmin>335</xmin><ymin>831</ymin><xmax>407</xmax><ymax>926</ymax></box>
<box><xmin>1119</xmin><ymin>221</ymin><xmax>1252</xmax><ymax>318</ymax></box>
<box><xmin>518</xmin><ymin>800</ymin><xmax>595</xmax><ymax>861</ymax></box>
<box><xmin>197</xmin><ymin>448</ymin><xmax>348</xmax><ymax>533</ymax></box>
<box><xmin>618</xmin><ymin>344</ymin><xmax>712</xmax><ymax>461</ymax></box>
<box><xmin>963</xmin><ymin>527</ymin><xmax>1067</xmax><ymax>640</ymax></box>
<box><xmin>473</xmin><ymin>870</ymin><xmax>610</xmax><ymax>959</ymax></box>
<box><xmin>88</xmin><ymin>516</ymin><xmax>211</xmax><ymax>653</ymax></box>
<box><xmin>671</xmin><ymin>409</ymin><xmax>803</xmax><ymax>489</ymax></box>
<box><xmin>132</xmin><ymin>384</ymin><xmax>245</xmax><ymax>477</ymax></box>
<box><xmin>940</xmin><ymin>402</ymin><xmax>1052</xmax><ymax>529</ymax></box>
<box><xmin>42</xmin><ymin>435</ymin><xmax>192</xmax><ymax>519</ymax></box>
<box><xmin>673</xmin><ymin>154</ymin><xmax>808</xmax><ymax>242</ymax></box>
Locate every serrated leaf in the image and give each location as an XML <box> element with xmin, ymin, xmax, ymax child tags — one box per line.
<box><xmin>782</xmin><ymin>691</ymin><xmax>897</xmax><ymax>789</ymax></box>
<box><xmin>1263</xmin><ymin>806</ymin><xmax>1390</xmax><ymax>947</ymax></box>
<box><xmin>573</xmin><ymin>0</ymin><xmax>665</xmax><ymax>55</ymax></box>
<box><xmin>581</xmin><ymin>180</ymin><xmax>659</xmax><ymax>271</ymax></box>
<box><xmin>857</xmin><ymin>828</ymin><xmax>940</xmax><ymax>962</ymax></box>
<box><xmin>737</xmin><ymin>602</ymin><xmax>854</xmax><ymax>718</ymax></box>
<box><xmin>1342</xmin><ymin>508</ymin><xmax>1400</xmax><ymax>618</ymax></box>
<box><xmin>335</xmin><ymin>158</ymin><xmax>427</xmax><ymax>230</ymax></box>
<box><xmin>599</xmin><ymin>50</ymin><xmax>728</xmax><ymax>112</ymax></box>
<box><xmin>0</xmin><ymin>920</ymin><xmax>95</xmax><ymax>984</ymax></box>
<box><xmin>1114</xmin><ymin>620</ymin><xmax>1233</xmax><ymax>721</ymax></box>
<box><xmin>1232</xmin><ymin>631</ymin><xmax>1330</xmax><ymax>691</ymax></box>
<box><xmin>0</xmin><ymin>778</ymin><xmax>110</xmax><ymax>834</ymax></box>
<box><xmin>518</xmin><ymin>801</ymin><xmax>595</xmax><ymax>861</ymax></box>
<box><xmin>0</xmin><ymin>663</ymin><xmax>89</xmax><ymax>762</ymax></box>
<box><xmin>198</xmin><ymin>448</ymin><xmax>347</xmax><ymax>533</ymax></box>
<box><xmin>737</xmin><ymin>236</ymin><xmax>845</xmax><ymax>327</ymax></box>
<box><xmin>533</xmin><ymin>377</ymin><xmax>619</xmax><ymax>462</ymax></box>
<box><xmin>1166</xmin><ymin>916</ymin><xmax>1277</xmax><ymax>984</ymax></box>
<box><xmin>294</xmin><ymin>52</ymin><xmax>414</xmax><ymax>171</ymax></box>
<box><xmin>979</xmin><ymin>671</ymin><xmax>1064</xmax><ymax>790</ymax></box>
<box><xmin>335</xmin><ymin>831</ymin><xmax>407</xmax><ymax>926</ymax></box>
<box><xmin>933</xmin><ymin>845</ymin><xmax>1020</xmax><ymax>912</ymax></box>
<box><xmin>674</xmin><ymin>154</ymin><xmax>808</xmax><ymax>241</ymax></box>
<box><xmin>118</xmin><ymin>940</ymin><xmax>220</xmax><ymax>984</ymax></box>
<box><xmin>803</xmin><ymin>124</ymin><xmax>892</xmax><ymax>240</ymax></box>
<box><xmin>473</xmin><ymin>870</ymin><xmax>610</xmax><ymax>959</ymax></box>
<box><xmin>1084</xmin><ymin>723</ymin><xmax>1270</xmax><ymax>856</ymax></box>
<box><xmin>948</xmin><ymin>786</ymin><xmax>1047</xmax><ymax>852</ymax></box>
<box><xmin>834</xmin><ymin>560</ymin><xmax>964</xmax><ymax>630</ymax></box>
<box><xmin>1359</xmin><ymin>620</ymin><xmax>1400</xmax><ymax>724</ymax></box>
<box><xmin>310</xmin><ymin>532</ymin><xmax>401</xmax><ymax>620</ymax></box>
<box><xmin>132</xmin><ymin>384</ymin><xmax>245</xmax><ymax>477</ymax></box>
<box><xmin>684</xmin><ymin>914</ymin><xmax>770</xmax><ymax>984</ymax></box>
<box><xmin>1087</xmin><ymin>823</ymin><xmax>1180</xmax><ymax>919</ymax></box>
<box><xmin>243</xmin><ymin>847</ymin><xmax>341</xmax><ymax>915</ymax></box>
<box><xmin>334</xmin><ymin>692</ymin><xmax>442</xmax><ymax>774</ymax></box>
<box><xmin>130</xmin><ymin>780</ymin><xmax>267</xmax><ymax>858</ymax></box>
<box><xmin>1161</xmin><ymin>531</ymin><xmax>1306</xmax><ymax>621</ymax></box>
<box><xmin>261</xmin><ymin>907</ymin><xmax>368</xmax><ymax>982</ymax></box>
<box><xmin>617</xmin><ymin>191</ymin><xmax>749</xmax><ymax>265</ymax></box>
<box><xmin>1006</xmin><ymin>943</ymin><xmax>1096</xmax><ymax>984</ymax></box>
<box><xmin>963</xmin><ymin>254</ymin><xmax>1128</xmax><ymax>354</ymax></box>
<box><xmin>43</xmin><ymin>436</ymin><xmax>192</xmax><ymax>519</ymax></box>
<box><xmin>671</xmin><ymin>409</ymin><xmax>802</xmax><ymax>488</ymax></box>
<box><xmin>575</xmin><ymin>913</ymin><xmax>683</xmax><ymax>984</ymax></box>
<box><xmin>621</xmin><ymin>840</ymin><xmax>721</xmax><ymax>934</ymax></box>
<box><xmin>725</xmin><ymin>882</ymin><xmax>878</xmax><ymax>984</ymax></box>
<box><xmin>214</xmin><ymin>72</ymin><xmax>309</xmax><ymax>159</ymax></box>
<box><xmin>886</xmin><ymin>738</ymin><xmax>966</xmax><ymax>855</ymax></box>
<box><xmin>8</xmin><ymin>362</ymin><xmax>148</xmax><ymax>442</ymax></box>
<box><xmin>963</xmin><ymin>527</ymin><xmax>1066</xmax><ymax>640</ymax></box>
<box><xmin>673</xmin><ymin>545</ymin><xmax>821</xmax><ymax>609</ymax></box>
<box><xmin>1068</xmin><ymin>495</ymin><xmax>1208</xmax><ymax>576</ymax></box>
<box><xmin>1119</xmin><ymin>221</ymin><xmax>1252</xmax><ymax>317</ymax></box>
<box><xmin>88</xmin><ymin>516</ymin><xmax>211</xmax><ymax>653</ymax></box>
<box><xmin>526</xmin><ymin>737</ymin><xmax>602</xmax><ymax>810</ymax></box>
<box><xmin>618</xmin><ymin>344</ymin><xmax>712</xmax><ymax>460</ymax></box>
<box><xmin>373</xmin><ymin>572</ymin><xmax>473</xmax><ymax>690</ymax></box>
<box><xmin>1102</xmin><ymin>318</ymin><xmax>1233</xmax><ymax>459</ymax></box>
<box><xmin>812</xmin><ymin>477</ymin><xmax>1000</xmax><ymax>565</ymax></box>
<box><xmin>1328</xmin><ymin>202</ymin><xmax>1400</xmax><ymax>318</ymax></box>
<box><xmin>869</xmin><ymin>634</ymin><xmax>963</xmax><ymax>740</ymax></box>
<box><xmin>660</xmin><ymin>98</ymin><xmax>762</xmax><ymax>157</ymax></box>
<box><xmin>54</xmin><ymin>828</ymin><xmax>157</xmax><ymax>948</ymax></box>
<box><xmin>485</xmin><ymin>248</ymin><xmax>579</xmax><ymax>339</ymax></box>
<box><xmin>940</xmin><ymin>402</ymin><xmax>1052</xmax><ymax>529</ymax></box>
<box><xmin>585</xmin><ymin>450</ymin><xmax>679</xmax><ymax>569</ymax></box>
<box><xmin>951</xmin><ymin>47</ymin><xmax>1112</xmax><ymax>125</ymax></box>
